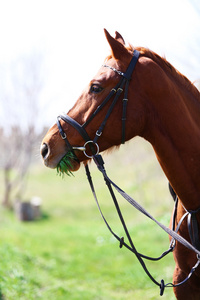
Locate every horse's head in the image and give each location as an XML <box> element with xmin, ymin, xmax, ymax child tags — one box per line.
<box><xmin>41</xmin><ymin>29</ymin><xmax>145</xmax><ymax>173</ymax></box>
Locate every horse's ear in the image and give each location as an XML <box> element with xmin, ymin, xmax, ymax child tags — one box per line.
<box><xmin>115</xmin><ymin>31</ymin><xmax>125</xmax><ymax>45</ymax></box>
<box><xmin>104</xmin><ymin>29</ymin><xmax>128</xmax><ymax>61</ymax></box>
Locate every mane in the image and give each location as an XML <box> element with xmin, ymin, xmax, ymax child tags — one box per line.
<box><xmin>105</xmin><ymin>44</ymin><xmax>200</xmax><ymax>100</ymax></box>
<box><xmin>132</xmin><ymin>46</ymin><xmax>200</xmax><ymax>100</ymax></box>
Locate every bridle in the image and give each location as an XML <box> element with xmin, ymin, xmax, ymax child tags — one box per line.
<box><xmin>56</xmin><ymin>50</ymin><xmax>200</xmax><ymax>296</ymax></box>
<box><xmin>57</xmin><ymin>49</ymin><xmax>140</xmax><ymax>158</ymax></box>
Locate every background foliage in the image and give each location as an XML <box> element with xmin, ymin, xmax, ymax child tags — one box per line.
<box><xmin>0</xmin><ymin>138</ymin><xmax>176</xmax><ymax>299</ymax></box>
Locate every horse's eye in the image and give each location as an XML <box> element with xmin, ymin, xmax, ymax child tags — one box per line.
<box><xmin>90</xmin><ymin>84</ymin><xmax>103</xmax><ymax>94</ymax></box>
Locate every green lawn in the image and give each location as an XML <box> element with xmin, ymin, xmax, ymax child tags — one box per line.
<box><xmin>0</xmin><ymin>138</ymin><xmax>176</xmax><ymax>299</ymax></box>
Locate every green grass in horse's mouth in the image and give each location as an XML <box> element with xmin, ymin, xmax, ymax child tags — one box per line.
<box><xmin>57</xmin><ymin>152</ymin><xmax>76</xmax><ymax>177</ymax></box>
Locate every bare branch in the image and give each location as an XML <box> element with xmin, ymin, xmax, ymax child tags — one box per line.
<box><xmin>0</xmin><ymin>51</ymin><xmax>45</xmax><ymax>208</ymax></box>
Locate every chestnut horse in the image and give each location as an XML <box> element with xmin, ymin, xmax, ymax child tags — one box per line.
<box><xmin>41</xmin><ymin>29</ymin><xmax>200</xmax><ymax>299</ymax></box>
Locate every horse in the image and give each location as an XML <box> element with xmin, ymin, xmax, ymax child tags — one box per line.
<box><xmin>41</xmin><ymin>29</ymin><xmax>200</xmax><ymax>299</ymax></box>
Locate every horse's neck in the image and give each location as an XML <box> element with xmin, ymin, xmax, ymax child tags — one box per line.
<box><xmin>144</xmin><ymin>79</ymin><xmax>200</xmax><ymax>211</ymax></box>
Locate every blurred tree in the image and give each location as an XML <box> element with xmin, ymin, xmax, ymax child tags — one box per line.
<box><xmin>0</xmin><ymin>52</ymin><xmax>46</xmax><ymax>208</ymax></box>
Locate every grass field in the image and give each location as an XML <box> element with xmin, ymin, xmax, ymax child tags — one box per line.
<box><xmin>0</xmin><ymin>137</ymin><xmax>176</xmax><ymax>299</ymax></box>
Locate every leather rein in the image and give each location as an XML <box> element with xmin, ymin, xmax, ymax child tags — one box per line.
<box><xmin>56</xmin><ymin>50</ymin><xmax>200</xmax><ymax>296</ymax></box>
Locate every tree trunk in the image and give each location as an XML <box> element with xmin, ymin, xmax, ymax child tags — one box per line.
<box><xmin>2</xmin><ymin>167</ymin><xmax>12</xmax><ymax>209</ymax></box>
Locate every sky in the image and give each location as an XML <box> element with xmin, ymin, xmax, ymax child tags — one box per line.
<box><xmin>0</xmin><ymin>0</ymin><xmax>200</xmax><ymax>127</ymax></box>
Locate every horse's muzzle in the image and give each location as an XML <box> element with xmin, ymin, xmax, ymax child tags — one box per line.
<box><xmin>40</xmin><ymin>142</ymin><xmax>82</xmax><ymax>171</ymax></box>
<box><xmin>41</xmin><ymin>143</ymin><xmax>49</xmax><ymax>161</ymax></box>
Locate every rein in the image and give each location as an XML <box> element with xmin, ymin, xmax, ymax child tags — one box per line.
<box><xmin>86</xmin><ymin>154</ymin><xmax>200</xmax><ymax>296</ymax></box>
<box><xmin>56</xmin><ymin>50</ymin><xmax>200</xmax><ymax>296</ymax></box>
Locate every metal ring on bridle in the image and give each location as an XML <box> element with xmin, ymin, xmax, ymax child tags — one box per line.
<box><xmin>83</xmin><ymin>141</ymin><xmax>99</xmax><ymax>158</ymax></box>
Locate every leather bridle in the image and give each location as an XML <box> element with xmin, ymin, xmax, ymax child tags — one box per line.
<box><xmin>55</xmin><ymin>49</ymin><xmax>200</xmax><ymax>296</ymax></box>
<box><xmin>56</xmin><ymin>49</ymin><xmax>140</xmax><ymax>158</ymax></box>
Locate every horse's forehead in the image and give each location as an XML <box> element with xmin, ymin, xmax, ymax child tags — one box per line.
<box><xmin>104</xmin><ymin>56</ymin><xmax>122</xmax><ymax>68</ymax></box>
<box><xmin>96</xmin><ymin>67</ymin><xmax>117</xmax><ymax>82</ymax></box>
<box><xmin>93</xmin><ymin>57</ymin><xmax>124</xmax><ymax>82</ymax></box>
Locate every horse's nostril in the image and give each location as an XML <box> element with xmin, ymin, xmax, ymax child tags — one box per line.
<box><xmin>41</xmin><ymin>143</ymin><xmax>49</xmax><ymax>159</ymax></box>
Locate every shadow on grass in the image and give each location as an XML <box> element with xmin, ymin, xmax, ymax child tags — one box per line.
<box><xmin>0</xmin><ymin>290</ymin><xmax>5</xmax><ymax>300</ymax></box>
<box><xmin>40</xmin><ymin>211</ymin><xmax>50</xmax><ymax>221</ymax></box>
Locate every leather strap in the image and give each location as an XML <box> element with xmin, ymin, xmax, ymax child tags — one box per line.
<box><xmin>56</xmin><ymin>50</ymin><xmax>140</xmax><ymax>153</ymax></box>
<box><xmin>123</xmin><ymin>49</ymin><xmax>140</xmax><ymax>80</ymax></box>
<box><xmin>59</xmin><ymin>114</ymin><xmax>91</xmax><ymax>142</ymax></box>
<box><xmin>86</xmin><ymin>153</ymin><xmax>200</xmax><ymax>296</ymax></box>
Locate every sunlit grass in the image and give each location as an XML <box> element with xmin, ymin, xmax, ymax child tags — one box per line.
<box><xmin>0</xmin><ymin>138</ymin><xmax>176</xmax><ymax>299</ymax></box>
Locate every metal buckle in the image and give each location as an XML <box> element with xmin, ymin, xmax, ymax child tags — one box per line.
<box><xmin>61</xmin><ymin>132</ymin><xmax>67</xmax><ymax>139</ymax></box>
<box><xmin>169</xmin><ymin>238</ymin><xmax>176</xmax><ymax>250</ymax></box>
<box><xmin>96</xmin><ymin>130</ymin><xmax>102</xmax><ymax>137</ymax></box>
<box><xmin>83</xmin><ymin>141</ymin><xmax>99</xmax><ymax>158</ymax></box>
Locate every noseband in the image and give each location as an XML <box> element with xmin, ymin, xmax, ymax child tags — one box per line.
<box><xmin>56</xmin><ymin>50</ymin><xmax>140</xmax><ymax>157</ymax></box>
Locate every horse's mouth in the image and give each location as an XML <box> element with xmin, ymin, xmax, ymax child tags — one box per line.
<box><xmin>56</xmin><ymin>151</ymin><xmax>80</xmax><ymax>176</ymax></box>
